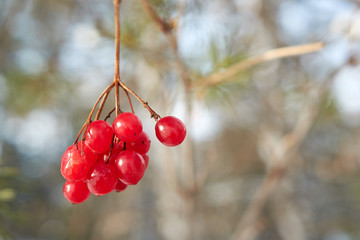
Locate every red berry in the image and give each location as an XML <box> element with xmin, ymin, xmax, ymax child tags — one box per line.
<box><xmin>87</xmin><ymin>161</ymin><xmax>117</xmax><ymax>196</ymax></box>
<box><xmin>114</xmin><ymin>179</ymin><xmax>128</xmax><ymax>192</ymax></box>
<box><xmin>127</xmin><ymin>132</ymin><xmax>151</xmax><ymax>154</ymax></box>
<box><xmin>76</xmin><ymin>141</ymin><xmax>98</xmax><ymax>167</ymax></box>
<box><xmin>98</xmin><ymin>141</ymin><xmax>124</xmax><ymax>164</ymax></box>
<box><xmin>155</xmin><ymin>116</ymin><xmax>186</xmax><ymax>147</ymax></box>
<box><xmin>113</xmin><ymin>150</ymin><xmax>146</xmax><ymax>185</ymax></box>
<box><xmin>63</xmin><ymin>180</ymin><xmax>90</xmax><ymax>204</ymax></box>
<box><xmin>61</xmin><ymin>145</ymin><xmax>91</xmax><ymax>181</ymax></box>
<box><xmin>142</xmin><ymin>154</ymin><xmax>149</xmax><ymax>167</ymax></box>
<box><xmin>85</xmin><ymin>120</ymin><xmax>113</xmax><ymax>153</ymax></box>
<box><xmin>113</xmin><ymin>112</ymin><xmax>143</xmax><ymax>142</ymax></box>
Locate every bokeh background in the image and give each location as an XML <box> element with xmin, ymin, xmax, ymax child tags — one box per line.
<box><xmin>1</xmin><ymin>0</ymin><xmax>360</xmax><ymax>239</ymax></box>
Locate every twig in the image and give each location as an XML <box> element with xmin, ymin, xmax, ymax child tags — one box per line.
<box><xmin>140</xmin><ymin>0</ymin><xmax>171</xmax><ymax>33</ymax></box>
<box><xmin>140</xmin><ymin>0</ymin><xmax>191</xmax><ymax>91</ymax></box>
<box><xmin>117</xmin><ymin>78</ymin><xmax>161</xmax><ymax>120</ymax></box>
<box><xmin>73</xmin><ymin>82</ymin><xmax>115</xmax><ymax>144</ymax></box>
<box><xmin>123</xmin><ymin>88</ymin><xmax>135</xmax><ymax>113</ymax></box>
<box><xmin>104</xmin><ymin>107</ymin><xmax>116</xmax><ymax>121</ymax></box>
<box><xmin>114</xmin><ymin>0</ymin><xmax>121</xmax><ymax>116</ymax></box>
<box><xmin>94</xmin><ymin>90</ymin><xmax>110</xmax><ymax>120</ymax></box>
<box><xmin>192</xmin><ymin>42</ymin><xmax>324</xmax><ymax>88</ymax></box>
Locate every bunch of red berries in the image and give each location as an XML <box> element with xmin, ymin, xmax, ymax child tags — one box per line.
<box><xmin>61</xmin><ymin>113</ymin><xmax>186</xmax><ymax>204</ymax></box>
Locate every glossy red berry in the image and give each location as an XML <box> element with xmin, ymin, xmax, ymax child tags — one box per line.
<box><xmin>85</xmin><ymin>120</ymin><xmax>113</xmax><ymax>153</ymax></box>
<box><xmin>113</xmin><ymin>112</ymin><xmax>143</xmax><ymax>142</ymax></box>
<box><xmin>61</xmin><ymin>145</ymin><xmax>91</xmax><ymax>181</ymax></box>
<box><xmin>63</xmin><ymin>180</ymin><xmax>90</xmax><ymax>204</ymax></box>
<box><xmin>113</xmin><ymin>150</ymin><xmax>146</xmax><ymax>185</ymax></box>
<box><xmin>127</xmin><ymin>132</ymin><xmax>151</xmax><ymax>154</ymax></box>
<box><xmin>155</xmin><ymin>116</ymin><xmax>186</xmax><ymax>147</ymax></box>
<box><xmin>114</xmin><ymin>179</ymin><xmax>128</xmax><ymax>192</ymax></box>
<box><xmin>87</xmin><ymin>161</ymin><xmax>117</xmax><ymax>196</ymax></box>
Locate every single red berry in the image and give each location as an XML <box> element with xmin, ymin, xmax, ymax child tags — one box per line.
<box><xmin>61</xmin><ymin>145</ymin><xmax>91</xmax><ymax>181</ymax></box>
<box><xmin>113</xmin><ymin>112</ymin><xmax>143</xmax><ymax>142</ymax></box>
<box><xmin>85</xmin><ymin>120</ymin><xmax>113</xmax><ymax>153</ymax></box>
<box><xmin>142</xmin><ymin>154</ymin><xmax>149</xmax><ymax>167</ymax></box>
<box><xmin>113</xmin><ymin>150</ymin><xmax>146</xmax><ymax>185</ymax></box>
<box><xmin>155</xmin><ymin>116</ymin><xmax>186</xmax><ymax>147</ymax></box>
<box><xmin>98</xmin><ymin>140</ymin><xmax>124</xmax><ymax>164</ymax></box>
<box><xmin>114</xmin><ymin>179</ymin><xmax>128</xmax><ymax>192</ymax></box>
<box><xmin>127</xmin><ymin>132</ymin><xmax>151</xmax><ymax>154</ymax></box>
<box><xmin>76</xmin><ymin>141</ymin><xmax>98</xmax><ymax>167</ymax></box>
<box><xmin>63</xmin><ymin>180</ymin><xmax>90</xmax><ymax>204</ymax></box>
<box><xmin>87</xmin><ymin>161</ymin><xmax>117</xmax><ymax>196</ymax></box>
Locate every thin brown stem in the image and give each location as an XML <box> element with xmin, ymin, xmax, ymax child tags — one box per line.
<box><xmin>114</xmin><ymin>0</ymin><xmax>121</xmax><ymax>116</ymax></box>
<box><xmin>123</xmin><ymin>88</ymin><xmax>135</xmax><ymax>113</ymax></box>
<box><xmin>73</xmin><ymin>121</ymin><xmax>88</xmax><ymax>145</ymax></box>
<box><xmin>95</xmin><ymin>91</ymin><xmax>110</xmax><ymax>121</ymax></box>
<box><xmin>117</xmin><ymin>78</ymin><xmax>160</xmax><ymax>120</ymax></box>
<box><xmin>104</xmin><ymin>107</ymin><xmax>116</xmax><ymax>121</ymax></box>
<box><xmin>73</xmin><ymin>82</ymin><xmax>115</xmax><ymax>144</ymax></box>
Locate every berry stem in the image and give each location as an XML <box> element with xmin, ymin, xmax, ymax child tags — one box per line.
<box><xmin>104</xmin><ymin>107</ymin><xmax>116</xmax><ymax>121</ymax></box>
<box><xmin>117</xmin><ymin>78</ymin><xmax>161</xmax><ymax>121</ymax></box>
<box><xmin>73</xmin><ymin>82</ymin><xmax>115</xmax><ymax>145</ymax></box>
<box><xmin>113</xmin><ymin>0</ymin><xmax>121</xmax><ymax>116</ymax></box>
<box><xmin>122</xmin><ymin>88</ymin><xmax>135</xmax><ymax>113</ymax></box>
<box><xmin>95</xmin><ymin>90</ymin><xmax>110</xmax><ymax>121</ymax></box>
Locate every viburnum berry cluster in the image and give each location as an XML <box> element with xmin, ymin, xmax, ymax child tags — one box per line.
<box><xmin>61</xmin><ymin>114</ymin><xmax>185</xmax><ymax>204</ymax></box>
<box><xmin>60</xmin><ymin>0</ymin><xmax>186</xmax><ymax>204</ymax></box>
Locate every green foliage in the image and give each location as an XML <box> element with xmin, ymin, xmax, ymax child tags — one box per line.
<box><xmin>4</xmin><ymin>71</ymin><xmax>67</xmax><ymax>115</ymax></box>
<box><xmin>0</xmin><ymin>167</ymin><xmax>19</xmax><ymax>240</ymax></box>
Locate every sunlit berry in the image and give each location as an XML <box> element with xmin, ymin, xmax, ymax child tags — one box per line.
<box><xmin>61</xmin><ymin>145</ymin><xmax>91</xmax><ymax>181</ymax></box>
<box><xmin>113</xmin><ymin>112</ymin><xmax>143</xmax><ymax>142</ymax></box>
<box><xmin>63</xmin><ymin>180</ymin><xmax>90</xmax><ymax>204</ymax></box>
<box><xmin>85</xmin><ymin>120</ymin><xmax>113</xmax><ymax>153</ymax></box>
<box><xmin>155</xmin><ymin>116</ymin><xmax>186</xmax><ymax>147</ymax></box>
<box><xmin>87</xmin><ymin>161</ymin><xmax>117</xmax><ymax>196</ymax></box>
<box><xmin>113</xmin><ymin>150</ymin><xmax>146</xmax><ymax>185</ymax></box>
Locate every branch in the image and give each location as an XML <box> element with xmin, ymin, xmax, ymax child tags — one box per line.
<box><xmin>192</xmin><ymin>42</ymin><xmax>324</xmax><ymax>88</ymax></box>
<box><xmin>140</xmin><ymin>0</ymin><xmax>191</xmax><ymax>90</ymax></box>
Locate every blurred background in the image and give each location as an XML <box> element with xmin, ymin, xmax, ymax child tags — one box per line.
<box><xmin>1</xmin><ymin>0</ymin><xmax>360</xmax><ymax>239</ymax></box>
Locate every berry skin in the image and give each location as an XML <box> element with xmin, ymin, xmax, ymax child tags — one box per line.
<box><xmin>127</xmin><ymin>132</ymin><xmax>151</xmax><ymax>154</ymax></box>
<box><xmin>142</xmin><ymin>154</ymin><xmax>149</xmax><ymax>168</ymax></box>
<box><xmin>155</xmin><ymin>116</ymin><xmax>186</xmax><ymax>147</ymax></box>
<box><xmin>87</xmin><ymin>161</ymin><xmax>117</xmax><ymax>196</ymax></box>
<box><xmin>113</xmin><ymin>112</ymin><xmax>143</xmax><ymax>142</ymax></box>
<box><xmin>63</xmin><ymin>180</ymin><xmax>90</xmax><ymax>204</ymax></box>
<box><xmin>76</xmin><ymin>141</ymin><xmax>98</xmax><ymax>167</ymax></box>
<box><xmin>113</xmin><ymin>150</ymin><xmax>146</xmax><ymax>185</ymax></box>
<box><xmin>98</xmin><ymin>141</ymin><xmax>124</xmax><ymax>164</ymax></box>
<box><xmin>114</xmin><ymin>179</ymin><xmax>128</xmax><ymax>192</ymax></box>
<box><xmin>61</xmin><ymin>145</ymin><xmax>91</xmax><ymax>181</ymax></box>
<box><xmin>85</xmin><ymin>120</ymin><xmax>114</xmax><ymax>153</ymax></box>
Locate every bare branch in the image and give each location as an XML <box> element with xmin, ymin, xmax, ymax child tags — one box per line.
<box><xmin>192</xmin><ymin>42</ymin><xmax>324</xmax><ymax>88</ymax></box>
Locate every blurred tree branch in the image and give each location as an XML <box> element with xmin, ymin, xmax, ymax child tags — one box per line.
<box><xmin>192</xmin><ymin>42</ymin><xmax>324</xmax><ymax>88</ymax></box>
